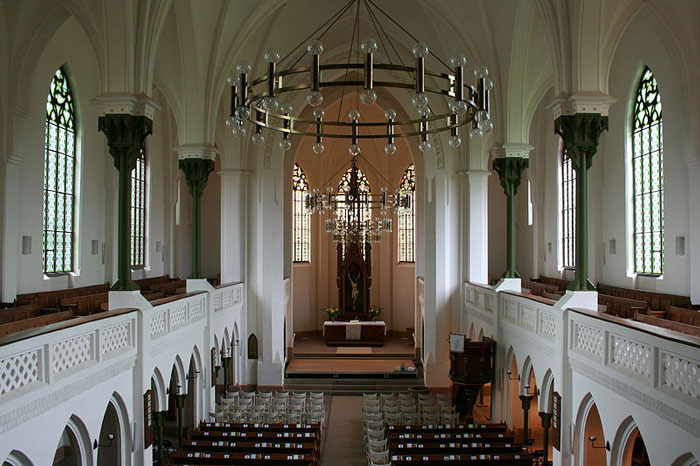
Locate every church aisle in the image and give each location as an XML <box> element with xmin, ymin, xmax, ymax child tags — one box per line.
<box><xmin>321</xmin><ymin>396</ymin><xmax>367</xmax><ymax>466</ymax></box>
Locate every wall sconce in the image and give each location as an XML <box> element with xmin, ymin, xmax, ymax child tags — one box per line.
<box><xmin>187</xmin><ymin>370</ymin><xmax>201</xmax><ymax>380</ymax></box>
<box><xmin>221</xmin><ymin>347</ymin><xmax>231</xmax><ymax>359</ymax></box>
<box><xmin>524</xmin><ymin>384</ymin><xmax>540</xmax><ymax>397</ymax></box>
<box><xmin>232</xmin><ymin>339</ymin><xmax>241</xmax><ymax>347</ymax></box>
<box><xmin>589</xmin><ymin>436</ymin><xmax>610</xmax><ymax>451</ymax></box>
<box><xmin>506</xmin><ymin>371</ymin><xmax>520</xmax><ymax>381</ymax></box>
<box><xmin>93</xmin><ymin>433</ymin><xmax>114</xmax><ymax>449</ymax></box>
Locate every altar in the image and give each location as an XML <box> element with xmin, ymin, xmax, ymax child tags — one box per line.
<box><xmin>323</xmin><ymin>321</ymin><xmax>386</xmax><ymax>346</ymax></box>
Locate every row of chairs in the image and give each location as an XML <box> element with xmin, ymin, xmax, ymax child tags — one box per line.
<box><xmin>362</xmin><ymin>391</ymin><xmax>459</xmax><ymax>426</ymax></box>
<box><xmin>210</xmin><ymin>390</ymin><xmax>325</xmax><ymax>426</ymax></box>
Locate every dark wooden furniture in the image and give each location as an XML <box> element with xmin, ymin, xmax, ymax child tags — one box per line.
<box><xmin>634</xmin><ymin>312</ymin><xmax>700</xmax><ymax>337</ymax></box>
<box><xmin>389</xmin><ymin>452</ymin><xmax>534</xmax><ymax>465</ymax></box>
<box><xmin>0</xmin><ymin>311</ymin><xmax>73</xmax><ymax>337</ymax></box>
<box><xmin>16</xmin><ymin>283</ymin><xmax>110</xmax><ymax>310</ymax></box>
<box><xmin>598</xmin><ymin>294</ymin><xmax>647</xmax><ymax>319</ymax></box>
<box><xmin>135</xmin><ymin>275</ymin><xmax>172</xmax><ymax>291</ymax></box>
<box><xmin>597</xmin><ymin>283</ymin><xmax>695</xmax><ymax>311</ymax></box>
<box><xmin>449</xmin><ymin>336</ymin><xmax>496</xmax><ymax>419</ymax></box>
<box><xmin>533</xmin><ymin>276</ymin><xmax>571</xmax><ymax>292</ymax></box>
<box><xmin>150</xmin><ymin>279</ymin><xmax>187</xmax><ymax>296</ymax></box>
<box><xmin>521</xmin><ymin>280</ymin><xmax>562</xmax><ymax>298</ymax></box>
<box><xmin>60</xmin><ymin>292</ymin><xmax>109</xmax><ymax>316</ymax></box>
<box><xmin>323</xmin><ymin>321</ymin><xmax>385</xmax><ymax>346</ymax></box>
<box><xmin>0</xmin><ymin>304</ymin><xmax>41</xmax><ymax>324</ymax></box>
<box><xmin>169</xmin><ymin>451</ymin><xmax>315</xmax><ymax>465</ymax></box>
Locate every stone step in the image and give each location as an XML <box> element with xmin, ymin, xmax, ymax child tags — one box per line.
<box><xmin>284</xmin><ymin>377</ymin><xmax>425</xmax><ymax>396</ymax></box>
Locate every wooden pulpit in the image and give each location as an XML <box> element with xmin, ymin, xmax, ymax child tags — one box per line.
<box><xmin>449</xmin><ymin>335</ymin><xmax>496</xmax><ymax>420</ymax></box>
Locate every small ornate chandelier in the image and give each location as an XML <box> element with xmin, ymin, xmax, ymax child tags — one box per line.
<box><xmin>305</xmin><ymin>155</ymin><xmax>411</xmax><ymax>243</ymax></box>
<box><xmin>225</xmin><ymin>0</ymin><xmax>494</xmax><ymax>155</ymax></box>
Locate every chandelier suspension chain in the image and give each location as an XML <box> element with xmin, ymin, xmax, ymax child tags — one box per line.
<box><xmin>336</xmin><ymin>0</ymin><xmax>362</xmax><ymax>122</ymax></box>
<box><xmin>366</xmin><ymin>0</ymin><xmax>453</xmax><ymax>73</ymax></box>
<box><xmin>363</xmin><ymin>0</ymin><xmax>404</xmax><ymax>68</ymax></box>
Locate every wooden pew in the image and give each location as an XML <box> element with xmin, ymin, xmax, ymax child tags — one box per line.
<box><xmin>191</xmin><ymin>429</ymin><xmax>320</xmax><ymax>448</ymax></box>
<box><xmin>135</xmin><ymin>275</ymin><xmax>172</xmax><ymax>291</ymax></box>
<box><xmin>389</xmin><ymin>452</ymin><xmax>535</xmax><ymax>465</ymax></box>
<box><xmin>199</xmin><ymin>422</ymin><xmax>320</xmax><ymax>435</ymax></box>
<box><xmin>169</xmin><ymin>451</ymin><xmax>315</xmax><ymax>465</ymax></box>
<box><xmin>598</xmin><ymin>294</ymin><xmax>648</xmax><ymax>319</ymax></box>
<box><xmin>666</xmin><ymin>306</ymin><xmax>700</xmax><ymax>326</ymax></box>
<box><xmin>597</xmin><ymin>283</ymin><xmax>694</xmax><ymax>312</ymax></box>
<box><xmin>150</xmin><ymin>279</ymin><xmax>187</xmax><ymax>296</ymax></box>
<box><xmin>60</xmin><ymin>292</ymin><xmax>109</xmax><ymax>316</ymax></box>
<box><xmin>634</xmin><ymin>312</ymin><xmax>700</xmax><ymax>337</ymax></box>
<box><xmin>388</xmin><ymin>440</ymin><xmax>524</xmax><ymax>455</ymax></box>
<box><xmin>388</xmin><ymin>432</ymin><xmax>515</xmax><ymax>442</ymax></box>
<box><xmin>0</xmin><ymin>311</ymin><xmax>73</xmax><ymax>337</ymax></box>
<box><xmin>520</xmin><ymin>280</ymin><xmax>561</xmax><ymax>298</ymax></box>
<box><xmin>532</xmin><ymin>276</ymin><xmax>571</xmax><ymax>292</ymax></box>
<box><xmin>0</xmin><ymin>304</ymin><xmax>41</xmax><ymax>324</ymax></box>
<box><xmin>387</xmin><ymin>423</ymin><xmax>508</xmax><ymax>435</ymax></box>
<box><xmin>16</xmin><ymin>283</ymin><xmax>110</xmax><ymax>311</ymax></box>
<box><xmin>183</xmin><ymin>440</ymin><xmax>317</xmax><ymax>456</ymax></box>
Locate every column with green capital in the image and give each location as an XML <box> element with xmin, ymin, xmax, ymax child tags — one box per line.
<box><xmin>492</xmin><ymin>156</ymin><xmax>529</xmax><ymax>278</ymax></box>
<box><xmin>179</xmin><ymin>158</ymin><xmax>215</xmax><ymax>279</ymax></box>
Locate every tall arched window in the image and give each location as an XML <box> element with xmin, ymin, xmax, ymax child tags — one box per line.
<box><xmin>131</xmin><ymin>143</ymin><xmax>147</xmax><ymax>267</ymax></box>
<box><xmin>43</xmin><ymin>67</ymin><xmax>76</xmax><ymax>274</ymax></box>
<box><xmin>337</xmin><ymin>166</ymin><xmax>371</xmax><ymax>258</ymax></box>
<box><xmin>632</xmin><ymin>66</ymin><xmax>664</xmax><ymax>275</ymax></box>
<box><xmin>560</xmin><ymin>137</ymin><xmax>576</xmax><ymax>269</ymax></box>
<box><xmin>398</xmin><ymin>164</ymin><xmax>416</xmax><ymax>262</ymax></box>
<box><xmin>292</xmin><ymin>163</ymin><xmax>311</xmax><ymax>262</ymax></box>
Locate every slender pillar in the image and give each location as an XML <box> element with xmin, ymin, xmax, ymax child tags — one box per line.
<box><xmin>178</xmin><ymin>158</ymin><xmax>214</xmax><ymax>279</ymax></box>
<box><xmin>98</xmin><ymin>115</ymin><xmax>152</xmax><ymax>291</ymax></box>
<box><xmin>555</xmin><ymin>114</ymin><xmax>608</xmax><ymax>290</ymax></box>
<box><xmin>175</xmin><ymin>393</ymin><xmax>187</xmax><ymax>447</ymax></box>
<box><xmin>540</xmin><ymin>411</ymin><xmax>552</xmax><ymax>466</ymax></box>
<box><xmin>221</xmin><ymin>355</ymin><xmax>231</xmax><ymax>391</ymax></box>
<box><xmin>519</xmin><ymin>393</ymin><xmax>534</xmax><ymax>444</ymax></box>
<box><xmin>155</xmin><ymin>411</ymin><xmax>166</xmax><ymax>465</ymax></box>
<box><xmin>492</xmin><ymin>157</ymin><xmax>529</xmax><ymax>278</ymax></box>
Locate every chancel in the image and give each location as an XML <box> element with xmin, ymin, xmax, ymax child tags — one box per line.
<box><xmin>0</xmin><ymin>1</ymin><xmax>699</xmax><ymax>466</ymax></box>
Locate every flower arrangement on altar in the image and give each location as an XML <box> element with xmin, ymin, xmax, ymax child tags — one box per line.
<box><xmin>369</xmin><ymin>305</ymin><xmax>383</xmax><ymax>321</ymax></box>
<box><xmin>322</xmin><ymin>306</ymin><xmax>343</xmax><ymax>322</ymax></box>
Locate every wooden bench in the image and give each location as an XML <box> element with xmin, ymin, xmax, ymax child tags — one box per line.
<box><xmin>16</xmin><ymin>283</ymin><xmax>110</xmax><ymax>311</ymax></box>
<box><xmin>598</xmin><ymin>294</ymin><xmax>648</xmax><ymax>319</ymax></box>
<box><xmin>520</xmin><ymin>280</ymin><xmax>562</xmax><ymax>298</ymax></box>
<box><xmin>388</xmin><ymin>432</ymin><xmax>515</xmax><ymax>442</ymax></box>
<box><xmin>387</xmin><ymin>423</ymin><xmax>508</xmax><ymax>435</ymax></box>
<box><xmin>665</xmin><ymin>306</ymin><xmax>700</xmax><ymax>326</ymax></box>
<box><xmin>389</xmin><ymin>452</ymin><xmax>535</xmax><ymax>465</ymax></box>
<box><xmin>597</xmin><ymin>283</ymin><xmax>694</xmax><ymax>312</ymax></box>
<box><xmin>135</xmin><ymin>275</ymin><xmax>172</xmax><ymax>291</ymax></box>
<box><xmin>0</xmin><ymin>304</ymin><xmax>42</xmax><ymax>324</ymax></box>
<box><xmin>60</xmin><ymin>292</ymin><xmax>109</xmax><ymax>316</ymax></box>
<box><xmin>191</xmin><ymin>429</ymin><xmax>320</xmax><ymax>448</ymax></box>
<box><xmin>0</xmin><ymin>311</ymin><xmax>73</xmax><ymax>337</ymax></box>
<box><xmin>169</xmin><ymin>451</ymin><xmax>315</xmax><ymax>465</ymax></box>
<box><xmin>532</xmin><ymin>276</ymin><xmax>571</xmax><ymax>292</ymax></box>
<box><xmin>634</xmin><ymin>312</ymin><xmax>700</xmax><ymax>337</ymax></box>
<box><xmin>388</xmin><ymin>440</ymin><xmax>524</xmax><ymax>455</ymax></box>
<box><xmin>183</xmin><ymin>440</ymin><xmax>317</xmax><ymax>456</ymax></box>
<box><xmin>150</xmin><ymin>279</ymin><xmax>187</xmax><ymax>296</ymax></box>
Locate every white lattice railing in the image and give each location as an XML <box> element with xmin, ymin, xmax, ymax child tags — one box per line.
<box><xmin>463</xmin><ymin>282</ymin><xmax>497</xmax><ymax>337</ymax></box>
<box><xmin>568</xmin><ymin>309</ymin><xmax>700</xmax><ymax>406</ymax></box>
<box><xmin>499</xmin><ymin>292</ymin><xmax>560</xmax><ymax>344</ymax></box>
<box><xmin>148</xmin><ymin>292</ymin><xmax>208</xmax><ymax>340</ymax></box>
<box><xmin>0</xmin><ymin>310</ymin><xmax>137</xmax><ymax>397</ymax></box>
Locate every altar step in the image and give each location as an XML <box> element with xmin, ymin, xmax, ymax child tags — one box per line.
<box><xmin>284</xmin><ymin>376</ymin><xmax>424</xmax><ymax>395</ymax></box>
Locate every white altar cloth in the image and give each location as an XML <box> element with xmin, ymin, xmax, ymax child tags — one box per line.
<box><xmin>322</xmin><ymin>321</ymin><xmax>387</xmax><ymax>340</ymax></box>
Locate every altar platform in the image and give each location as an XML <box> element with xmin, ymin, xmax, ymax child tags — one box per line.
<box><xmin>292</xmin><ymin>334</ymin><xmax>415</xmax><ymax>357</ymax></box>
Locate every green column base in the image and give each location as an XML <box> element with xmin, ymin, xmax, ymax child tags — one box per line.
<box><xmin>567</xmin><ymin>277</ymin><xmax>596</xmax><ymax>292</ymax></box>
<box><xmin>502</xmin><ymin>270</ymin><xmax>521</xmax><ymax>279</ymax></box>
<box><xmin>111</xmin><ymin>279</ymin><xmax>140</xmax><ymax>292</ymax></box>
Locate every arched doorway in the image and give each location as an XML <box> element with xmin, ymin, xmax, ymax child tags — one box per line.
<box><xmin>622</xmin><ymin>427</ymin><xmax>650</xmax><ymax>466</ymax></box>
<box><xmin>2</xmin><ymin>451</ymin><xmax>33</xmax><ymax>466</ymax></box>
<box><xmin>505</xmin><ymin>349</ymin><xmax>521</xmax><ymax>432</ymax></box>
<box><xmin>576</xmin><ymin>394</ymin><xmax>607</xmax><ymax>466</ymax></box>
<box><xmin>52</xmin><ymin>416</ymin><xmax>90</xmax><ymax>466</ymax></box>
<box><xmin>96</xmin><ymin>402</ymin><xmax>121</xmax><ymax>465</ymax></box>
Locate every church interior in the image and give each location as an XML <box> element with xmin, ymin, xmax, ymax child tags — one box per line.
<box><xmin>0</xmin><ymin>1</ymin><xmax>699</xmax><ymax>465</ymax></box>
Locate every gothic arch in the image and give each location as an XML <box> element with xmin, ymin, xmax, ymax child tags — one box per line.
<box><xmin>53</xmin><ymin>414</ymin><xmax>93</xmax><ymax>466</ymax></box>
<box><xmin>97</xmin><ymin>393</ymin><xmax>131</xmax><ymax>466</ymax></box>
<box><xmin>2</xmin><ymin>451</ymin><xmax>33</xmax><ymax>466</ymax></box>
<box><xmin>171</xmin><ymin>354</ymin><xmax>187</xmax><ymax>395</ymax></box>
<box><xmin>671</xmin><ymin>453</ymin><xmax>699</xmax><ymax>466</ymax></box>
<box><xmin>539</xmin><ymin>369</ymin><xmax>554</xmax><ymax>413</ymax></box>
<box><xmin>611</xmin><ymin>416</ymin><xmax>649</xmax><ymax>466</ymax></box>
<box><xmin>574</xmin><ymin>394</ymin><xmax>608</xmax><ymax>466</ymax></box>
<box><xmin>150</xmin><ymin>366</ymin><xmax>167</xmax><ymax>412</ymax></box>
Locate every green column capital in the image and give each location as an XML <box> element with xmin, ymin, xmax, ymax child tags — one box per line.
<box><xmin>555</xmin><ymin>113</ymin><xmax>608</xmax><ymax>171</ymax></box>
<box><xmin>493</xmin><ymin>156</ymin><xmax>529</xmax><ymax>196</ymax></box>
<box><xmin>98</xmin><ymin>114</ymin><xmax>153</xmax><ymax>170</ymax></box>
<box><xmin>99</xmin><ymin>114</ymin><xmax>152</xmax><ymax>292</ymax></box>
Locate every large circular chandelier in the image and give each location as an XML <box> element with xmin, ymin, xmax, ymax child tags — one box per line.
<box><xmin>225</xmin><ymin>0</ymin><xmax>494</xmax><ymax>155</ymax></box>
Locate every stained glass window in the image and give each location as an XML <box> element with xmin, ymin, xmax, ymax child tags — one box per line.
<box><xmin>43</xmin><ymin>67</ymin><xmax>76</xmax><ymax>274</ymax></box>
<box><xmin>292</xmin><ymin>163</ymin><xmax>311</xmax><ymax>262</ymax></box>
<box><xmin>560</xmin><ymin>138</ymin><xmax>576</xmax><ymax>269</ymax></box>
<box><xmin>337</xmin><ymin>166</ymin><xmax>371</xmax><ymax>259</ymax></box>
<box><xmin>131</xmin><ymin>144</ymin><xmax>147</xmax><ymax>267</ymax></box>
<box><xmin>632</xmin><ymin>67</ymin><xmax>664</xmax><ymax>275</ymax></box>
<box><xmin>398</xmin><ymin>164</ymin><xmax>416</xmax><ymax>262</ymax></box>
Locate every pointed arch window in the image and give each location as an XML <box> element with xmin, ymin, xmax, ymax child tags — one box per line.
<box><xmin>292</xmin><ymin>163</ymin><xmax>311</xmax><ymax>262</ymax></box>
<box><xmin>337</xmin><ymin>166</ymin><xmax>371</xmax><ymax>259</ymax></box>
<box><xmin>43</xmin><ymin>67</ymin><xmax>76</xmax><ymax>274</ymax></box>
<box><xmin>560</xmin><ymin>137</ymin><xmax>576</xmax><ymax>269</ymax></box>
<box><xmin>131</xmin><ymin>144</ymin><xmax>147</xmax><ymax>267</ymax></box>
<box><xmin>632</xmin><ymin>67</ymin><xmax>664</xmax><ymax>275</ymax></box>
<box><xmin>398</xmin><ymin>164</ymin><xmax>416</xmax><ymax>262</ymax></box>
